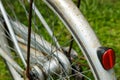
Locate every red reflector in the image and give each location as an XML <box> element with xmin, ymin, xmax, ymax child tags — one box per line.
<box><xmin>102</xmin><ymin>49</ymin><xmax>115</xmax><ymax>70</ymax></box>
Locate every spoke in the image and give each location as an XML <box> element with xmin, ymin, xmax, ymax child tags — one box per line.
<box><xmin>19</xmin><ymin>0</ymin><xmax>62</xmax><ymax>55</ymax></box>
<box><xmin>0</xmin><ymin>48</ymin><xmax>24</xmax><ymax>76</ymax></box>
<box><xmin>28</xmin><ymin>0</ymin><xmax>61</xmax><ymax>49</ymax></box>
<box><xmin>0</xmin><ymin>0</ymin><xmax>26</xmax><ymax>66</ymax></box>
<box><xmin>70</xmin><ymin>67</ymin><xmax>91</xmax><ymax>80</ymax></box>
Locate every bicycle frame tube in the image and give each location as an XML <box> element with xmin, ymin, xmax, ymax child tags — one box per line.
<box><xmin>44</xmin><ymin>0</ymin><xmax>116</xmax><ymax>80</ymax></box>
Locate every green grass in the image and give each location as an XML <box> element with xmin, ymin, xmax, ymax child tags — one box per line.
<box><xmin>0</xmin><ymin>0</ymin><xmax>120</xmax><ymax>80</ymax></box>
<box><xmin>0</xmin><ymin>57</ymin><xmax>12</xmax><ymax>80</ymax></box>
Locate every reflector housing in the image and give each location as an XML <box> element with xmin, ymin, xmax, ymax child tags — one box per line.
<box><xmin>97</xmin><ymin>47</ymin><xmax>115</xmax><ymax>70</ymax></box>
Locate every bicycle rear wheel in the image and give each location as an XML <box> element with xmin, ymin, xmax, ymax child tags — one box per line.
<box><xmin>0</xmin><ymin>0</ymin><xmax>116</xmax><ymax>80</ymax></box>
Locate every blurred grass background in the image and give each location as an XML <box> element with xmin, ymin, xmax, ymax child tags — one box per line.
<box><xmin>0</xmin><ymin>0</ymin><xmax>120</xmax><ymax>79</ymax></box>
